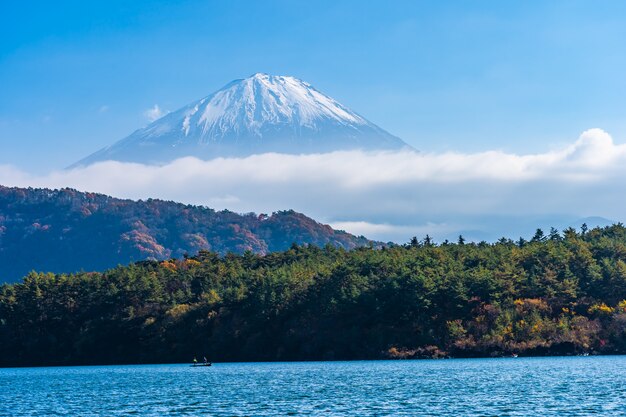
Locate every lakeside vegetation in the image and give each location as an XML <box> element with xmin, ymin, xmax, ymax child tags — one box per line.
<box><xmin>1</xmin><ymin>224</ymin><xmax>626</xmax><ymax>367</ymax></box>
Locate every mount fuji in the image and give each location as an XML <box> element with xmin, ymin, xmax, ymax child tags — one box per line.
<box><xmin>74</xmin><ymin>73</ymin><xmax>409</xmax><ymax>166</ymax></box>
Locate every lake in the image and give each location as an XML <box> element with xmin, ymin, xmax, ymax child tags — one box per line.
<box><xmin>1</xmin><ymin>356</ymin><xmax>625</xmax><ymax>416</ymax></box>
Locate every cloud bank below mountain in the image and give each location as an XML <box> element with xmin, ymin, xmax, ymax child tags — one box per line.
<box><xmin>1</xmin><ymin>128</ymin><xmax>623</xmax><ymax>242</ymax></box>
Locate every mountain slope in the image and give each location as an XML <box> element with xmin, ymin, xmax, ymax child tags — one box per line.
<box><xmin>0</xmin><ymin>185</ymin><xmax>372</xmax><ymax>282</ymax></box>
<box><xmin>75</xmin><ymin>73</ymin><xmax>409</xmax><ymax>166</ymax></box>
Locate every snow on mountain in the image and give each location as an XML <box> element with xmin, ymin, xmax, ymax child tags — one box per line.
<box><xmin>74</xmin><ymin>73</ymin><xmax>409</xmax><ymax>166</ymax></box>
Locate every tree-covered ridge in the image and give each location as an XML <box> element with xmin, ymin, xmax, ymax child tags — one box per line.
<box><xmin>0</xmin><ymin>185</ymin><xmax>371</xmax><ymax>282</ymax></box>
<box><xmin>1</xmin><ymin>224</ymin><xmax>626</xmax><ymax>367</ymax></box>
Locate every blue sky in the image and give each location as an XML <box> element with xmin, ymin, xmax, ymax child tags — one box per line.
<box><xmin>3</xmin><ymin>1</ymin><xmax>626</xmax><ymax>172</ymax></box>
<box><xmin>4</xmin><ymin>1</ymin><xmax>626</xmax><ymax>242</ymax></box>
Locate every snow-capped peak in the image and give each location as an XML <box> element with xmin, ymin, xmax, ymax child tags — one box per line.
<box><xmin>182</xmin><ymin>73</ymin><xmax>367</xmax><ymax>139</ymax></box>
<box><xmin>74</xmin><ymin>74</ymin><xmax>409</xmax><ymax>166</ymax></box>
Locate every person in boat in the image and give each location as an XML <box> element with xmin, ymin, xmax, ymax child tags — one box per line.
<box><xmin>193</xmin><ymin>357</ymin><xmax>198</xmax><ymax>365</ymax></box>
<box><xmin>203</xmin><ymin>356</ymin><xmax>208</xmax><ymax>364</ymax></box>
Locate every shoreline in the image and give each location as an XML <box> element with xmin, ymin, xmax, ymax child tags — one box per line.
<box><xmin>2</xmin><ymin>352</ymin><xmax>625</xmax><ymax>370</ymax></box>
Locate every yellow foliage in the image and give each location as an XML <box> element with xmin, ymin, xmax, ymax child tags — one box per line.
<box><xmin>160</xmin><ymin>260</ymin><xmax>177</xmax><ymax>271</ymax></box>
<box><xmin>184</xmin><ymin>259</ymin><xmax>201</xmax><ymax>268</ymax></box>
<box><xmin>202</xmin><ymin>289</ymin><xmax>222</xmax><ymax>305</ymax></box>
<box><xmin>588</xmin><ymin>303</ymin><xmax>614</xmax><ymax>315</ymax></box>
<box><xmin>514</xmin><ymin>298</ymin><xmax>549</xmax><ymax>312</ymax></box>
<box><xmin>165</xmin><ymin>304</ymin><xmax>191</xmax><ymax>320</ymax></box>
<box><xmin>618</xmin><ymin>300</ymin><xmax>626</xmax><ymax>313</ymax></box>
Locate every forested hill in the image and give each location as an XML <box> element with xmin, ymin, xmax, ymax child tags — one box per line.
<box><xmin>0</xmin><ymin>185</ymin><xmax>371</xmax><ymax>282</ymax></box>
<box><xmin>1</xmin><ymin>225</ymin><xmax>626</xmax><ymax>367</ymax></box>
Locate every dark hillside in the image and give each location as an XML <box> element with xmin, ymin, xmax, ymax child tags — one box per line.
<box><xmin>0</xmin><ymin>186</ymin><xmax>371</xmax><ymax>282</ymax></box>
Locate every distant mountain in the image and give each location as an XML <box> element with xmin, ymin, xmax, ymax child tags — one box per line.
<box><xmin>74</xmin><ymin>73</ymin><xmax>409</xmax><ymax>166</ymax></box>
<box><xmin>0</xmin><ymin>185</ymin><xmax>372</xmax><ymax>282</ymax></box>
<box><xmin>570</xmin><ymin>216</ymin><xmax>616</xmax><ymax>230</ymax></box>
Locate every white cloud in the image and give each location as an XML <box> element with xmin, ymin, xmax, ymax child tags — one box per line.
<box><xmin>1</xmin><ymin>128</ymin><xmax>624</xmax><ymax>242</ymax></box>
<box><xmin>143</xmin><ymin>104</ymin><xmax>166</xmax><ymax>122</ymax></box>
<box><xmin>99</xmin><ymin>105</ymin><xmax>110</xmax><ymax>113</ymax></box>
<box><xmin>328</xmin><ymin>221</ymin><xmax>459</xmax><ymax>242</ymax></box>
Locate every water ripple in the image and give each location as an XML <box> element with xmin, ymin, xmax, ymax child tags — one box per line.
<box><xmin>1</xmin><ymin>356</ymin><xmax>625</xmax><ymax>416</ymax></box>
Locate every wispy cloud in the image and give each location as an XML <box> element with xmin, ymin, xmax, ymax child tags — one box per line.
<box><xmin>0</xmin><ymin>129</ymin><xmax>623</xmax><ymax>242</ymax></box>
<box><xmin>143</xmin><ymin>104</ymin><xmax>166</xmax><ymax>122</ymax></box>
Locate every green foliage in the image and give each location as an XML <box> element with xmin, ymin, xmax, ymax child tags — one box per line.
<box><xmin>2</xmin><ymin>225</ymin><xmax>626</xmax><ymax>366</ymax></box>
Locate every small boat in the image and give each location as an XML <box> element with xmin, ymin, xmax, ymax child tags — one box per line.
<box><xmin>191</xmin><ymin>362</ymin><xmax>213</xmax><ymax>367</ymax></box>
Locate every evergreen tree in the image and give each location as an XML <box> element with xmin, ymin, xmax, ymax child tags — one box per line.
<box><xmin>549</xmin><ymin>227</ymin><xmax>561</xmax><ymax>241</ymax></box>
<box><xmin>531</xmin><ymin>228</ymin><xmax>546</xmax><ymax>242</ymax></box>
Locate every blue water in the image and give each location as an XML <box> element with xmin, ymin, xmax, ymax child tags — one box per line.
<box><xmin>1</xmin><ymin>356</ymin><xmax>625</xmax><ymax>416</ymax></box>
